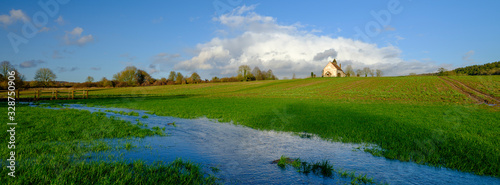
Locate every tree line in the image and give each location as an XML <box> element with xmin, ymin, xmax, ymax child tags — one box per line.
<box><xmin>411</xmin><ymin>61</ymin><xmax>500</xmax><ymax>76</ymax></box>
<box><xmin>9</xmin><ymin>64</ymin><xmax>278</xmax><ymax>89</ymax></box>
<box><xmin>450</xmin><ymin>61</ymin><xmax>500</xmax><ymax>75</ymax></box>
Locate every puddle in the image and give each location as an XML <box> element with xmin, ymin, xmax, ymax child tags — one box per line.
<box><xmin>32</xmin><ymin>103</ymin><xmax>500</xmax><ymax>184</ymax></box>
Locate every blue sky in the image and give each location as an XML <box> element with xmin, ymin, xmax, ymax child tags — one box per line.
<box><xmin>1</xmin><ymin>0</ymin><xmax>499</xmax><ymax>82</ymax></box>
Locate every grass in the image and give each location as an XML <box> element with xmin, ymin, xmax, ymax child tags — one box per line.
<box><xmin>448</xmin><ymin>75</ymin><xmax>500</xmax><ymax>97</ymax></box>
<box><xmin>0</xmin><ymin>105</ymin><xmax>218</xmax><ymax>184</ymax></box>
<box><xmin>48</xmin><ymin>76</ymin><xmax>499</xmax><ymax>177</ymax></box>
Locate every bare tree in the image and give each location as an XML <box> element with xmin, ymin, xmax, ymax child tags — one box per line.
<box><xmin>369</xmin><ymin>69</ymin><xmax>375</xmax><ymax>77</ymax></box>
<box><xmin>363</xmin><ymin>67</ymin><xmax>371</xmax><ymax>77</ymax></box>
<box><xmin>356</xmin><ymin>69</ymin><xmax>363</xmax><ymax>77</ymax></box>
<box><xmin>376</xmin><ymin>69</ymin><xmax>383</xmax><ymax>77</ymax></box>
<box><xmin>1</xmin><ymin>61</ymin><xmax>14</xmax><ymax>79</ymax></box>
<box><xmin>34</xmin><ymin>68</ymin><xmax>57</xmax><ymax>87</ymax></box>
<box><xmin>345</xmin><ymin>65</ymin><xmax>354</xmax><ymax>77</ymax></box>
<box><xmin>292</xmin><ymin>73</ymin><xmax>296</xmax><ymax>79</ymax></box>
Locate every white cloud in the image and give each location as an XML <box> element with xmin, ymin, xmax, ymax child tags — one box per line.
<box><xmin>64</xmin><ymin>27</ymin><xmax>94</xmax><ymax>46</ymax></box>
<box><xmin>176</xmin><ymin>6</ymin><xmax>440</xmax><ymax>77</ymax></box>
<box><xmin>384</xmin><ymin>25</ymin><xmax>396</xmax><ymax>31</ymax></box>
<box><xmin>0</xmin><ymin>9</ymin><xmax>29</xmax><ymax>26</ymax></box>
<box><xmin>462</xmin><ymin>50</ymin><xmax>474</xmax><ymax>62</ymax></box>
<box><xmin>70</xmin><ymin>27</ymin><xmax>83</xmax><ymax>36</ymax></box>
<box><xmin>55</xmin><ymin>16</ymin><xmax>64</xmax><ymax>25</ymax></box>
<box><xmin>38</xmin><ymin>27</ymin><xmax>50</xmax><ymax>33</ymax></box>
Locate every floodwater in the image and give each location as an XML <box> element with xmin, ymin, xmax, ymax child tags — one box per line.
<box><xmin>34</xmin><ymin>103</ymin><xmax>499</xmax><ymax>185</ymax></box>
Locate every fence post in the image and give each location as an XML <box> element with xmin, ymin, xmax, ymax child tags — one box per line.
<box><xmin>71</xmin><ymin>90</ymin><xmax>74</xmax><ymax>99</ymax></box>
<box><xmin>86</xmin><ymin>90</ymin><xmax>89</xmax><ymax>99</ymax></box>
<box><xmin>55</xmin><ymin>91</ymin><xmax>58</xmax><ymax>100</ymax></box>
<box><xmin>37</xmin><ymin>90</ymin><xmax>40</xmax><ymax>99</ymax></box>
<box><xmin>16</xmin><ymin>90</ymin><xmax>19</xmax><ymax>99</ymax></box>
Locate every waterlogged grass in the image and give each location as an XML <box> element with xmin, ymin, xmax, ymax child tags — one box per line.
<box><xmin>275</xmin><ymin>156</ymin><xmax>385</xmax><ymax>185</ymax></box>
<box><xmin>104</xmin><ymin>109</ymin><xmax>140</xmax><ymax>116</ymax></box>
<box><xmin>0</xmin><ymin>105</ymin><xmax>217</xmax><ymax>184</ymax></box>
<box><xmin>54</xmin><ymin>77</ymin><xmax>499</xmax><ymax>177</ymax></box>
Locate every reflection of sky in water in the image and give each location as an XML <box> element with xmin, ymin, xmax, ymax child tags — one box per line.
<box><xmin>37</xmin><ymin>104</ymin><xmax>500</xmax><ymax>185</ymax></box>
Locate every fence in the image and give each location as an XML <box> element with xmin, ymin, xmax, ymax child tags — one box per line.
<box><xmin>0</xmin><ymin>89</ymin><xmax>89</xmax><ymax>101</ymax></box>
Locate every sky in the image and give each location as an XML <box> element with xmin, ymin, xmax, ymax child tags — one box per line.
<box><xmin>1</xmin><ymin>0</ymin><xmax>499</xmax><ymax>82</ymax></box>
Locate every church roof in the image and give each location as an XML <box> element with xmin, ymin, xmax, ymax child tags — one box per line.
<box><xmin>330</xmin><ymin>60</ymin><xmax>343</xmax><ymax>71</ymax></box>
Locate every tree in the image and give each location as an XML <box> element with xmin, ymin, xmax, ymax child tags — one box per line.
<box><xmin>437</xmin><ymin>67</ymin><xmax>447</xmax><ymax>76</ymax></box>
<box><xmin>356</xmin><ymin>69</ymin><xmax>363</xmax><ymax>77</ymax></box>
<box><xmin>363</xmin><ymin>67</ymin><xmax>371</xmax><ymax>77</ymax></box>
<box><xmin>376</xmin><ymin>69</ymin><xmax>383</xmax><ymax>77</ymax></box>
<box><xmin>238</xmin><ymin>65</ymin><xmax>252</xmax><ymax>81</ymax></box>
<box><xmin>369</xmin><ymin>69</ymin><xmax>375</xmax><ymax>77</ymax></box>
<box><xmin>1</xmin><ymin>61</ymin><xmax>14</xmax><ymax>80</ymax></box>
<box><xmin>168</xmin><ymin>71</ymin><xmax>176</xmax><ymax>81</ymax></box>
<box><xmin>409</xmin><ymin>73</ymin><xmax>417</xmax><ymax>76</ymax></box>
<box><xmin>345</xmin><ymin>65</ymin><xmax>354</xmax><ymax>77</ymax></box>
<box><xmin>0</xmin><ymin>61</ymin><xmax>24</xmax><ymax>89</ymax></box>
<box><xmin>34</xmin><ymin>68</ymin><xmax>57</xmax><ymax>87</ymax></box>
<box><xmin>86</xmin><ymin>76</ymin><xmax>94</xmax><ymax>83</ymax></box>
<box><xmin>136</xmin><ymin>69</ymin><xmax>152</xmax><ymax>85</ymax></box>
<box><xmin>311</xmin><ymin>72</ymin><xmax>314</xmax><ymax>78</ymax></box>
<box><xmin>101</xmin><ymin>77</ymin><xmax>113</xmax><ymax>87</ymax></box>
<box><xmin>175</xmin><ymin>72</ymin><xmax>184</xmax><ymax>84</ymax></box>
<box><xmin>292</xmin><ymin>73</ymin><xmax>296</xmax><ymax>79</ymax></box>
<box><xmin>113</xmin><ymin>66</ymin><xmax>138</xmax><ymax>86</ymax></box>
<box><xmin>252</xmin><ymin>67</ymin><xmax>263</xmax><ymax>80</ymax></box>
<box><xmin>191</xmin><ymin>72</ymin><xmax>201</xmax><ymax>83</ymax></box>
<box><xmin>266</xmin><ymin>69</ymin><xmax>277</xmax><ymax>80</ymax></box>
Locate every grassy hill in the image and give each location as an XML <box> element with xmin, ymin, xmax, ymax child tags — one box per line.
<box><xmin>55</xmin><ymin>76</ymin><xmax>499</xmax><ymax>177</ymax></box>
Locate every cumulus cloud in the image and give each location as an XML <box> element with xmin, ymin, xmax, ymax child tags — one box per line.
<box><xmin>0</xmin><ymin>9</ymin><xmax>29</xmax><ymax>26</ymax></box>
<box><xmin>64</xmin><ymin>27</ymin><xmax>94</xmax><ymax>46</ymax></box>
<box><xmin>462</xmin><ymin>50</ymin><xmax>474</xmax><ymax>62</ymax></box>
<box><xmin>20</xmin><ymin>60</ymin><xmax>45</xmax><ymax>68</ymax></box>
<box><xmin>176</xmin><ymin>6</ymin><xmax>439</xmax><ymax>77</ymax></box>
<box><xmin>313</xmin><ymin>49</ymin><xmax>338</xmax><ymax>61</ymax></box>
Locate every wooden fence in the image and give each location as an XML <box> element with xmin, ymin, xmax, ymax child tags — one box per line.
<box><xmin>1</xmin><ymin>89</ymin><xmax>89</xmax><ymax>101</ymax></box>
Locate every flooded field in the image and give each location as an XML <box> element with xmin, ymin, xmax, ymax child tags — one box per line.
<box><xmin>35</xmin><ymin>103</ymin><xmax>500</xmax><ymax>184</ymax></box>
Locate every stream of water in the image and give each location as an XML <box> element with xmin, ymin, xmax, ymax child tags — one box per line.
<box><xmin>34</xmin><ymin>103</ymin><xmax>499</xmax><ymax>185</ymax></box>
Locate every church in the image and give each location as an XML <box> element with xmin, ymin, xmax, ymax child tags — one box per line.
<box><xmin>322</xmin><ymin>59</ymin><xmax>346</xmax><ymax>77</ymax></box>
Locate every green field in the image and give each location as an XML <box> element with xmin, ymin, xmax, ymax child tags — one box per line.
<box><xmin>0</xmin><ymin>106</ymin><xmax>218</xmax><ymax>184</ymax></box>
<box><xmin>46</xmin><ymin>76</ymin><xmax>499</xmax><ymax>177</ymax></box>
